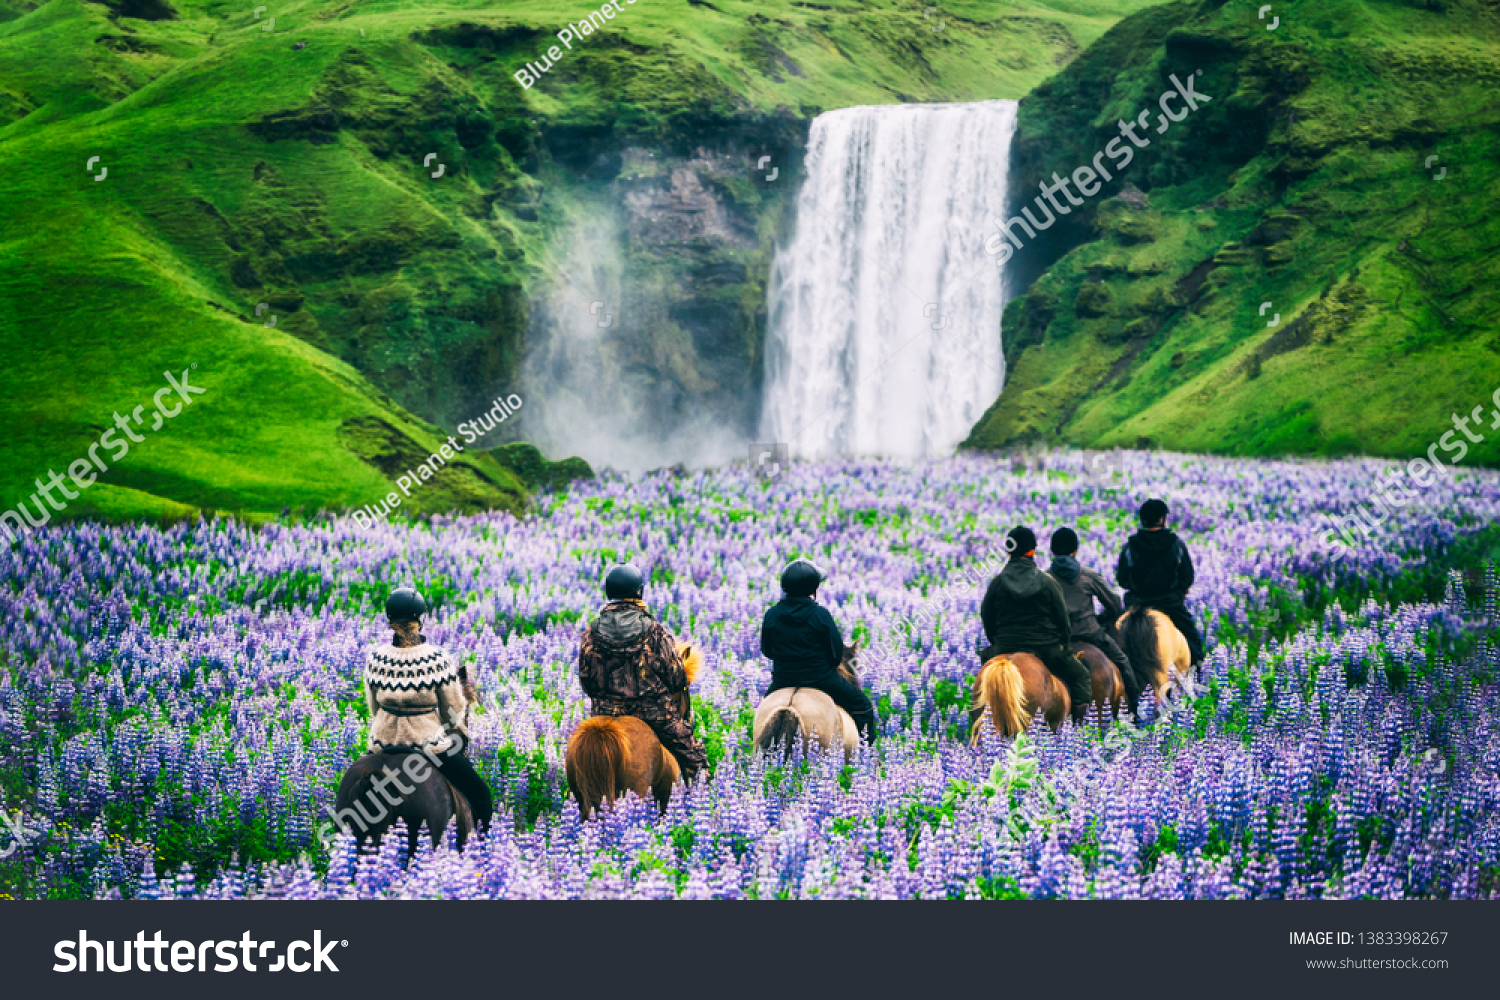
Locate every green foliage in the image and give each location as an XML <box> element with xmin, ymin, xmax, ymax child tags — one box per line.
<box><xmin>494</xmin><ymin>442</ymin><xmax>593</xmax><ymax>493</ymax></box>
<box><xmin>976</xmin><ymin>874</ymin><xmax>1026</xmax><ymax>900</ymax></box>
<box><xmin>496</xmin><ymin>743</ymin><xmax>557</xmax><ymax>830</ymax></box>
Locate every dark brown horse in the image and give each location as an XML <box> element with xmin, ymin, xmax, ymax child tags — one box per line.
<box><xmin>565</xmin><ymin>643</ymin><xmax>702</xmax><ymax>820</ymax></box>
<box><xmin>332</xmin><ymin>750</ymin><xmax>475</xmax><ymax>854</ymax></box>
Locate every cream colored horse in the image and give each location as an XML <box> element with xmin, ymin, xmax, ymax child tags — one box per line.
<box><xmin>752</xmin><ymin>644</ymin><xmax>862</xmax><ymax>761</ymax></box>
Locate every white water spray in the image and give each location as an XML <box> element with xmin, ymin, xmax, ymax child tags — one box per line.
<box><xmin>522</xmin><ymin>215</ymin><xmax>748</xmax><ymax>473</ymax></box>
<box><xmin>760</xmin><ymin>100</ymin><xmax>1018</xmax><ymax>459</ymax></box>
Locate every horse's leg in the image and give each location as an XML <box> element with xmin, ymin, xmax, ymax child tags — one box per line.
<box><xmin>968</xmin><ymin>669</ymin><xmax>986</xmax><ymax>735</ymax></box>
<box><xmin>443</xmin><ymin>776</ymin><xmax>474</xmax><ymax>849</ymax></box>
<box><xmin>650</xmin><ymin>744</ymin><xmax>680</xmax><ymax>811</ymax></box>
<box><xmin>1050</xmin><ymin>674</ymin><xmax>1070</xmax><ymax>731</ymax></box>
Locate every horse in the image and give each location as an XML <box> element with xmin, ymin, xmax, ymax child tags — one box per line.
<box><xmin>332</xmin><ymin>749</ymin><xmax>475</xmax><ymax>855</ymax></box>
<box><xmin>968</xmin><ymin>645</ymin><xmax>1125</xmax><ymax>740</ymax></box>
<box><xmin>1076</xmin><ymin>641</ymin><xmax>1126</xmax><ymax>719</ymax></box>
<box><xmin>1116</xmin><ymin>606</ymin><xmax>1193</xmax><ymax>702</ymax></box>
<box><xmin>565</xmin><ymin>643</ymin><xmax>703</xmax><ymax>820</ymax></box>
<box><xmin>752</xmin><ymin>643</ymin><xmax>862</xmax><ymax>762</ymax></box>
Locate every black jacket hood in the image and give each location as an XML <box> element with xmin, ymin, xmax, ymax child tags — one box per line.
<box><xmin>994</xmin><ymin>556</ymin><xmax>1049</xmax><ymax>598</ymax></box>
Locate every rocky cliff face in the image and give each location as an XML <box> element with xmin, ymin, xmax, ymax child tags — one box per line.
<box><xmin>522</xmin><ymin>127</ymin><xmax>804</xmax><ymax>468</ymax></box>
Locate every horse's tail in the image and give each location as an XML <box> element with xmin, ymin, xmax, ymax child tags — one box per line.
<box><xmin>567</xmin><ymin>719</ymin><xmax>627</xmax><ymax>819</ymax></box>
<box><xmin>1120</xmin><ymin>608</ymin><xmax>1163</xmax><ymax>695</ymax></box>
<box><xmin>974</xmin><ymin>657</ymin><xmax>1028</xmax><ymax>739</ymax></box>
<box><xmin>758</xmin><ymin>706</ymin><xmax>803</xmax><ymax>760</ymax></box>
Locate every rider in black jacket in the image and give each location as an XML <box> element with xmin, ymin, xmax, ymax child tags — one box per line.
<box><xmin>979</xmin><ymin>526</ymin><xmax>1093</xmax><ymax>724</ymax></box>
<box><xmin>1115</xmin><ymin>498</ymin><xmax>1205</xmax><ymax>665</ymax></box>
<box><xmin>760</xmin><ymin>560</ymin><xmax>877</xmax><ymax>744</ymax></box>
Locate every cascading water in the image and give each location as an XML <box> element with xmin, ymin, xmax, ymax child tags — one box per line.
<box><xmin>760</xmin><ymin>100</ymin><xmax>1018</xmax><ymax>460</ymax></box>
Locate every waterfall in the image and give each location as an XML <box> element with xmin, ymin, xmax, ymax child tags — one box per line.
<box><xmin>760</xmin><ymin>100</ymin><xmax>1018</xmax><ymax>460</ymax></box>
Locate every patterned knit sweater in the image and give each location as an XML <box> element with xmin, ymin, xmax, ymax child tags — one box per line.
<box><xmin>363</xmin><ymin>641</ymin><xmax>470</xmax><ymax>754</ymax></box>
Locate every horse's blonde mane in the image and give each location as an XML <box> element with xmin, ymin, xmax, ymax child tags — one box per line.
<box><xmin>678</xmin><ymin>643</ymin><xmax>703</xmax><ymax>685</ymax></box>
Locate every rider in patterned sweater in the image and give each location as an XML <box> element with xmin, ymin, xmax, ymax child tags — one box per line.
<box><xmin>578</xmin><ymin>564</ymin><xmax>708</xmax><ymax>782</ymax></box>
<box><xmin>363</xmin><ymin>587</ymin><xmax>494</xmax><ymax>830</ymax></box>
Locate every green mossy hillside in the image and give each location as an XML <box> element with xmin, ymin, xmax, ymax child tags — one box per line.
<box><xmin>965</xmin><ymin>0</ymin><xmax>1500</xmax><ymax>464</ymax></box>
<box><xmin>0</xmin><ymin>0</ymin><xmax>1161</xmax><ymax>521</ymax></box>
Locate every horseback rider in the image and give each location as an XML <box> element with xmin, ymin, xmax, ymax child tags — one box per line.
<box><xmin>760</xmin><ymin>559</ymin><xmax>877</xmax><ymax>744</ymax></box>
<box><xmin>979</xmin><ymin>526</ymin><xmax>1093</xmax><ymax>724</ymax></box>
<box><xmin>1115</xmin><ymin>498</ymin><xmax>1206</xmax><ymax>666</ymax></box>
<box><xmin>578</xmin><ymin>564</ymin><xmax>708</xmax><ymax>782</ymax></box>
<box><xmin>1047</xmin><ymin>526</ymin><xmax>1141</xmax><ymax>704</ymax></box>
<box><xmin>364</xmin><ymin>587</ymin><xmax>494</xmax><ymax>830</ymax></box>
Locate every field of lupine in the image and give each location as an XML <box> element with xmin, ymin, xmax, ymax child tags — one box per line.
<box><xmin>2</xmin><ymin>450</ymin><xmax>1499</xmax><ymax>899</ymax></box>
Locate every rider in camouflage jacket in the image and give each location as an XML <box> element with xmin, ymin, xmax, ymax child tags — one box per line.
<box><xmin>578</xmin><ymin>590</ymin><xmax>707</xmax><ymax>781</ymax></box>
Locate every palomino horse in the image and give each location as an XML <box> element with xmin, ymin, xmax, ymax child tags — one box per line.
<box><xmin>752</xmin><ymin>643</ymin><xmax>862</xmax><ymax>761</ymax></box>
<box><xmin>333</xmin><ymin>750</ymin><xmax>475</xmax><ymax>854</ymax></box>
<box><xmin>565</xmin><ymin>643</ymin><xmax>703</xmax><ymax>820</ymax></box>
<box><xmin>1116</xmin><ymin>606</ymin><xmax>1193</xmax><ymax>702</ymax></box>
<box><xmin>968</xmin><ymin>645</ymin><xmax>1125</xmax><ymax>740</ymax></box>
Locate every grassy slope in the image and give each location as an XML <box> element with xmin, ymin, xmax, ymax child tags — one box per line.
<box><xmin>0</xmin><ymin>0</ymin><xmax>1157</xmax><ymax>520</ymax></box>
<box><xmin>965</xmin><ymin>0</ymin><xmax>1500</xmax><ymax>464</ymax></box>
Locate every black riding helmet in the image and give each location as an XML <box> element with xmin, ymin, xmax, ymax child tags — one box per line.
<box><xmin>1139</xmin><ymin>498</ymin><xmax>1169</xmax><ymax>526</ymax></box>
<box><xmin>604</xmin><ymin>563</ymin><xmax>645</xmax><ymax>600</ymax></box>
<box><xmin>1050</xmin><ymin>527</ymin><xmax>1079</xmax><ymax>555</ymax></box>
<box><xmin>385</xmin><ymin>587</ymin><xmax>427</xmax><ymax>622</ymax></box>
<box><xmin>780</xmin><ymin>559</ymin><xmax>825</xmax><ymax>597</ymax></box>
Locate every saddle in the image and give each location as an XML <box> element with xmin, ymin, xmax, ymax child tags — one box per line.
<box><xmin>977</xmin><ymin>644</ymin><xmax>1043</xmax><ymax>665</ymax></box>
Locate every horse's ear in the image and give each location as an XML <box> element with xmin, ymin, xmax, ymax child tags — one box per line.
<box><xmin>678</xmin><ymin>642</ymin><xmax>703</xmax><ymax>684</ymax></box>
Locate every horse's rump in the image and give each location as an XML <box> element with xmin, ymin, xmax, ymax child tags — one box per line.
<box><xmin>752</xmin><ymin>686</ymin><xmax>856</xmax><ymax>759</ymax></box>
<box><xmin>566</xmin><ymin>717</ymin><xmax>629</xmax><ymax>818</ymax></box>
<box><xmin>1119</xmin><ymin>607</ymin><xmax>1165</xmax><ymax>692</ymax></box>
<box><xmin>334</xmin><ymin>751</ymin><xmax>470</xmax><ymax>852</ymax></box>
<box><xmin>1074</xmin><ymin>642</ymin><xmax>1124</xmax><ymax>717</ymax></box>
<box><xmin>972</xmin><ymin>654</ymin><xmax>1030</xmax><ymax>739</ymax></box>
<box><xmin>1119</xmin><ymin>607</ymin><xmax>1191</xmax><ymax>699</ymax></box>
<box><xmin>757</xmin><ymin>705</ymin><xmax>803</xmax><ymax>759</ymax></box>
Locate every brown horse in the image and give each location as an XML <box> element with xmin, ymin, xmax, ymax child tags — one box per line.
<box><xmin>1076</xmin><ymin>642</ymin><xmax>1126</xmax><ymax>719</ymax></box>
<box><xmin>1117</xmin><ymin>606</ymin><xmax>1193</xmax><ymax>702</ymax></box>
<box><xmin>565</xmin><ymin>643</ymin><xmax>703</xmax><ymax>820</ymax></box>
<box><xmin>968</xmin><ymin>645</ymin><xmax>1125</xmax><ymax>740</ymax></box>
<box><xmin>752</xmin><ymin>643</ymin><xmax>862</xmax><ymax>761</ymax></box>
